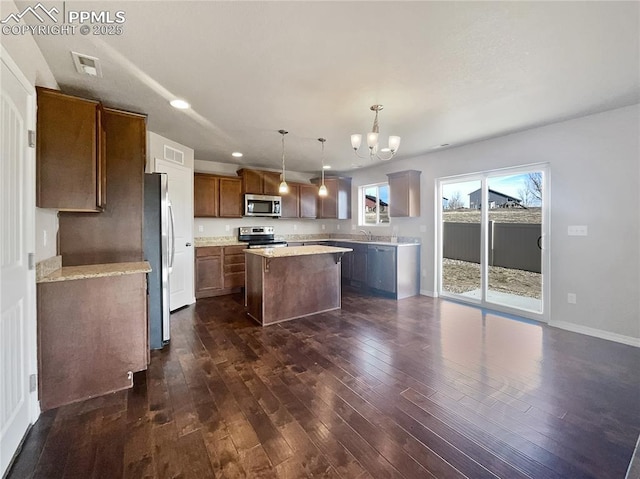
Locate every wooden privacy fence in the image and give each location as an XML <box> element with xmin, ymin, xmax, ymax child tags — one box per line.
<box><xmin>443</xmin><ymin>222</ymin><xmax>541</xmax><ymax>273</ymax></box>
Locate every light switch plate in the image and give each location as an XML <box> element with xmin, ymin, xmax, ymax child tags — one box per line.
<box><xmin>198</xmin><ymin>225</ymin><xmax>204</xmax><ymax>233</ymax></box>
<box><xmin>568</xmin><ymin>293</ymin><xmax>577</xmax><ymax>304</ymax></box>
<box><xmin>568</xmin><ymin>225</ymin><xmax>588</xmax><ymax>236</ymax></box>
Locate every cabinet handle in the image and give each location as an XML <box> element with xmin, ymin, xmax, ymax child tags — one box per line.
<box><xmin>186</xmin><ymin>242</ymin><xmax>192</xmax><ymax>247</ymax></box>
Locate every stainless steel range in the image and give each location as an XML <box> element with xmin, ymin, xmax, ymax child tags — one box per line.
<box><xmin>238</xmin><ymin>226</ymin><xmax>288</xmax><ymax>248</ymax></box>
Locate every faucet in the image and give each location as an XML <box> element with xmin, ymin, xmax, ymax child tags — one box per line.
<box><xmin>359</xmin><ymin>229</ymin><xmax>372</xmax><ymax>241</ymax></box>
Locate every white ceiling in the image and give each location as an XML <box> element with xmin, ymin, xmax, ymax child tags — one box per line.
<box><xmin>20</xmin><ymin>1</ymin><xmax>640</xmax><ymax>173</ymax></box>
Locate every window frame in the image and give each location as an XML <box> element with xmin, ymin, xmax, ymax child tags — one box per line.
<box><xmin>358</xmin><ymin>182</ymin><xmax>390</xmax><ymax>226</ymax></box>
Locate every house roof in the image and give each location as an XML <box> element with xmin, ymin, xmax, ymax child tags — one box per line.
<box><xmin>365</xmin><ymin>195</ymin><xmax>388</xmax><ymax>207</ymax></box>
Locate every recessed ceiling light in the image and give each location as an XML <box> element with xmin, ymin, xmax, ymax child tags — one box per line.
<box><xmin>170</xmin><ymin>99</ymin><xmax>190</xmax><ymax>109</ymax></box>
<box><xmin>323</xmin><ymin>165</ymin><xmax>331</xmax><ymax>169</ymax></box>
<box><xmin>232</xmin><ymin>152</ymin><xmax>243</xmax><ymax>158</ymax></box>
<box><xmin>380</xmin><ymin>148</ymin><xmax>391</xmax><ymax>153</ymax></box>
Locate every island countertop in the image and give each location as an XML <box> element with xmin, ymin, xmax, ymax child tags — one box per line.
<box><xmin>245</xmin><ymin>245</ymin><xmax>352</xmax><ymax>258</ymax></box>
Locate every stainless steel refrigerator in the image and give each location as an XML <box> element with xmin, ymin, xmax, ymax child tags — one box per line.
<box><xmin>144</xmin><ymin>173</ymin><xmax>173</xmax><ymax>349</ymax></box>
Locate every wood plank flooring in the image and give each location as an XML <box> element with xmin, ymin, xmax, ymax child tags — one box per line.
<box><xmin>7</xmin><ymin>290</ymin><xmax>640</xmax><ymax>478</ymax></box>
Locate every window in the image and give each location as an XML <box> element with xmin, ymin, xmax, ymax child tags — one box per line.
<box><xmin>360</xmin><ymin>183</ymin><xmax>390</xmax><ymax>225</ymax></box>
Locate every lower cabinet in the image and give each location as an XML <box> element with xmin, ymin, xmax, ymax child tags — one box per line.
<box><xmin>195</xmin><ymin>245</ymin><xmax>246</xmax><ymax>298</ymax></box>
<box><xmin>337</xmin><ymin>242</ymin><xmax>420</xmax><ymax>299</ymax></box>
<box><xmin>37</xmin><ymin>273</ymin><xmax>148</xmax><ymax>411</ymax></box>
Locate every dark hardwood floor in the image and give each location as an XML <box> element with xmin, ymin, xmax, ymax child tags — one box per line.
<box><xmin>7</xmin><ymin>290</ymin><xmax>640</xmax><ymax>478</ymax></box>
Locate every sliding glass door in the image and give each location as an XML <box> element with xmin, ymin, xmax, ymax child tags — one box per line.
<box><xmin>438</xmin><ymin>165</ymin><xmax>548</xmax><ymax>320</ymax></box>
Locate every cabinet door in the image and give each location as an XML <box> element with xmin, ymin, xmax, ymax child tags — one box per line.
<box><xmin>335</xmin><ymin>243</ymin><xmax>353</xmax><ymax>280</ymax></box>
<box><xmin>352</xmin><ymin>245</ymin><xmax>368</xmax><ymax>283</ymax></box>
<box><xmin>194</xmin><ymin>174</ymin><xmax>218</xmax><ymax>217</ymax></box>
<box><xmin>195</xmin><ymin>249</ymin><xmax>224</xmax><ymax>297</ymax></box>
<box><xmin>388</xmin><ymin>170</ymin><xmax>421</xmax><ymax>217</ymax></box>
<box><xmin>263</xmin><ymin>171</ymin><xmax>282</xmax><ymax>196</ymax></box>
<box><xmin>36</xmin><ymin>87</ymin><xmax>103</xmax><ymax>211</ymax></box>
<box><xmin>299</xmin><ymin>184</ymin><xmax>318</xmax><ymax>218</ymax></box>
<box><xmin>219</xmin><ymin>177</ymin><xmax>242</xmax><ymax>217</ymax></box>
<box><xmin>238</xmin><ymin>168</ymin><xmax>263</xmax><ymax>194</ymax></box>
<box><xmin>281</xmin><ymin>183</ymin><xmax>299</xmax><ymax>218</ymax></box>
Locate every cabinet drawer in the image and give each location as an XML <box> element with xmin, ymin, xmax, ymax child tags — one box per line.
<box><xmin>196</xmin><ymin>246</ymin><xmax>222</xmax><ymax>257</ymax></box>
<box><xmin>224</xmin><ymin>245</ymin><xmax>246</xmax><ymax>255</ymax></box>
<box><xmin>224</xmin><ymin>272</ymin><xmax>245</xmax><ymax>289</ymax></box>
<box><xmin>225</xmin><ymin>254</ymin><xmax>245</xmax><ymax>266</ymax></box>
<box><xmin>224</xmin><ymin>263</ymin><xmax>245</xmax><ymax>274</ymax></box>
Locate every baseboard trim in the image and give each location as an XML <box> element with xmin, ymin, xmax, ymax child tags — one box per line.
<box><xmin>550</xmin><ymin>321</ymin><xmax>640</xmax><ymax>347</ymax></box>
<box><xmin>420</xmin><ymin>290</ymin><xmax>438</xmax><ymax>298</ymax></box>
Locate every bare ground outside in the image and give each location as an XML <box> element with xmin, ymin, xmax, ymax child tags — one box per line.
<box><xmin>442</xmin><ymin>206</ymin><xmax>542</xmax><ymax>299</ymax></box>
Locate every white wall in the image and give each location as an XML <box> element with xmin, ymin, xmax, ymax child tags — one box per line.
<box><xmin>345</xmin><ymin>105</ymin><xmax>640</xmax><ymax>341</ymax></box>
<box><xmin>0</xmin><ymin>1</ymin><xmax>59</xmax><ymax>262</ymax></box>
<box><xmin>147</xmin><ymin>131</ymin><xmax>195</xmax><ymax>171</ymax></box>
<box><xmin>193</xmin><ymin>159</ymin><xmax>331</xmax><ymax>238</ymax></box>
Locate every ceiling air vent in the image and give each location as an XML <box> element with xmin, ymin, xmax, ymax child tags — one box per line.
<box><xmin>71</xmin><ymin>52</ymin><xmax>103</xmax><ymax>77</ymax></box>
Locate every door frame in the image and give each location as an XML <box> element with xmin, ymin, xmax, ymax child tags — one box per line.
<box><xmin>0</xmin><ymin>45</ymin><xmax>40</xmax><ymax>461</ymax></box>
<box><xmin>436</xmin><ymin>163</ymin><xmax>550</xmax><ymax>323</ymax></box>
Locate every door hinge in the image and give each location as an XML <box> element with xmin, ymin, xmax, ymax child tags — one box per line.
<box><xmin>29</xmin><ymin>374</ymin><xmax>37</xmax><ymax>392</ymax></box>
<box><xmin>28</xmin><ymin>253</ymin><xmax>35</xmax><ymax>270</ymax></box>
<box><xmin>28</xmin><ymin>130</ymin><xmax>36</xmax><ymax>148</ymax></box>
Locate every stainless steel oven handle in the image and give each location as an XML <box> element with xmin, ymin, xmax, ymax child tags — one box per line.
<box><xmin>168</xmin><ymin>201</ymin><xmax>176</xmax><ymax>270</ymax></box>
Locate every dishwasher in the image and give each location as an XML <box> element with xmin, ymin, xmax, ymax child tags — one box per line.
<box><xmin>367</xmin><ymin>245</ymin><xmax>396</xmax><ymax>294</ymax></box>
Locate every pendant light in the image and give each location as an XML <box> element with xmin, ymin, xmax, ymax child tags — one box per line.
<box><xmin>278</xmin><ymin>129</ymin><xmax>289</xmax><ymax>194</ymax></box>
<box><xmin>318</xmin><ymin>138</ymin><xmax>328</xmax><ymax>197</ymax></box>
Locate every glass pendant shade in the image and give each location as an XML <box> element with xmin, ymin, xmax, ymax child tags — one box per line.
<box><xmin>318</xmin><ymin>184</ymin><xmax>328</xmax><ymax>196</ymax></box>
<box><xmin>367</xmin><ymin>132</ymin><xmax>379</xmax><ymax>149</ymax></box>
<box><xmin>351</xmin><ymin>134</ymin><xmax>362</xmax><ymax>150</ymax></box>
<box><xmin>279</xmin><ymin>181</ymin><xmax>289</xmax><ymax>194</ymax></box>
<box><xmin>388</xmin><ymin>135</ymin><xmax>401</xmax><ymax>152</ymax></box>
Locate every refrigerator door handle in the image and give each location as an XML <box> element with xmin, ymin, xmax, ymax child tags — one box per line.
<box><xmin>168</xmin><ymin>201</ymin><xmax>176</xmax><ymax>270</ymax></box>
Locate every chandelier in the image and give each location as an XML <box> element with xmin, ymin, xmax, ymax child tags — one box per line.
<box><xmin>278</xmin><ymin>129</ymin><xmax>289</xmax><ymax>194</ymax></box>
<box><xmin>350</xmin><ymin>105</ymin><xmax>400</xmax><ymax>161</ymax></box>
<box><xmin>317</xmin><ymin>138</ymin><xmax>328</xmax><ymax>197</ymax></box>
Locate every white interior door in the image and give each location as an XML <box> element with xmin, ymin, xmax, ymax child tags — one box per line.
<box><xmin>0</xmin><ymin>51</ymin><xmax>37</xmax><ymax>476</ymax></box>
<box><xmin>153</xmin><ymin>158</ymin><xmax>194</xmax><ymax>310</ymax></box>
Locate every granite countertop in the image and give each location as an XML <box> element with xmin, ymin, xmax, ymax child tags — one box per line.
<box><xmin>195</xmin><ymin>237</ymin><xmax>247</xmax><ymax>247</ymax></box>
<box><xmin>37</xmin><ymin>261</ymin><xmax>152</xmax><ymax>284</ymax></box>
<box><xmin>245</xmin><ymin>245</ymin><xmax>352</xmax><ymax>258</ymax></box>
<box><xmin>330</xmin><ymin>238</ymin><xmax>420</xmax><ymax>247</ymax></box>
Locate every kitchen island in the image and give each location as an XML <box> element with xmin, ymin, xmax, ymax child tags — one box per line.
<box><xmin>245</xmin><ymin>245</ymin><xmax>352</xmax><ymax>326</ymax></box>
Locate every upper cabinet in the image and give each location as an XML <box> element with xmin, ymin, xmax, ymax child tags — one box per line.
<box><xmin>36</xmin><ymin>87</ymin><xmax>105</xmax><ymax>212</ymax></box>
<box><xmin>387</xmin><ymin>170</ymin><xmax>421</xmax><ymax>217</ymax></box>
<box><xmin>194</xmin><ymin>173</ymin><xmax>242</xmax><ymax>218</ymax></box>
<box><xmin>299</xmin><ymin>183</ymin><xmax>318</xmax><ymax>219</ymax></box>
<box><xmin>237</xmin><ymin>168</ymin><xmax>281</xmax><ymax>195</ymax></box>
<box><xmin>280</xmin><ymin>183</ymin><xmax>300</xmax><ymax>218</ymax></box>
<box><xmin>311</xmin><ymin>176</ymin><xmax>352</xmax><ymax>219</ymax></box>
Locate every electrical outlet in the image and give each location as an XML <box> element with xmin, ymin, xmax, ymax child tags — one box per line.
<box><xmin>43</xmin><ymin>230</ymin><xmax>47</xmax><ymax>246</ymax></box>
<box><xmin>351</xmin><ymin>224</ymin><xmax>356</xmax><ymax>230</ymax></box>
<box><xmin>225</xmin><ymin>225</ymin><xmax>230</xmax><ymax>232</ymax></box>
<box><xmin>336</xmin><ymin>224</ymin><xmax>340</xmax><ymax>230</ymax></box>
<box><xmin>321</xmin><ymin>224</ymin><xmax>326</xmax><ymax>230</ymax></box>
<box><xmin>293</xmin><ymin>224</ymin><xmax>297</xmax><ymax>231</ymax></box>
<box><xmin>198</xmin><ymin>225</ymin><xmax>204</xmax><ymax>233</ymax></box>
<box><xmin>567</xmin><ymin>293</ymin><xmax>577</xmax><ymax>304</ymax></box>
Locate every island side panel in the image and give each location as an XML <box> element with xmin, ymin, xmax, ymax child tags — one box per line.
<box><xmin>245</xmin><ymin>253</ymin><xmax>265</xmax><ymax>323</ymax></box>
<box><xmin>262</xmin><ymin>254</ymin><xmax>341</xmax><ymax>325</ymax></box>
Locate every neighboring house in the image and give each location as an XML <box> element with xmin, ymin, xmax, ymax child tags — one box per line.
<box><xmin>469</xmin><ymin>188</ymin><xmax>522</xmax><ymax>209</ymax></box>
<box><xmin>365</xmin><ymin>195</ymin><xmax>388</xmax><ymax>212</ymax></box>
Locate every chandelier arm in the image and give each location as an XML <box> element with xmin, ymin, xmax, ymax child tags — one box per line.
<box><xmin>373</xmin><ymin>150</ymin><xmax>396</xmax><ymax>161</ymax></box>
<box><xmin>352</xmin><ymin>149</ymin><xmax>370</xmax><ymax>160</ymax></box>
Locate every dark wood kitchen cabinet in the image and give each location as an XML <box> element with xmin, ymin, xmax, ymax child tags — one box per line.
<box><xmin>387</xmin><ymin>169</ymin><xmax>421</xmax><ymax>217</ymax></box>
<box><xmin>299</xmin><ymin>183</ymin><xmax>318</xmax><ymax>218</ymax></box>
<box><xmin>195</xmin><ymin>245</ymin><xmax>246</xmax><ymax>298</ymax></box>
<box><xmin>237</xmin><ymin>168</ymin><xmax>281</xmax><ymax>195</ymax></box>
<box><xmin>58</xmin><ymin>108</ymin><xmax>146</xmax><ymax>266</ymax></box>
<box><xmin>336</xmin><ymin>241</ymin><xmax>367</xmax><ymax>285</ymax></box>
<box><xmin>194</xmin><ymin>173</ymin><xmax>218</xmax><ymax>217</ymax></box>
<box><xmin>280</xmin><ymin>183</ymin><xmax>300</xmax><ymax>218</ymax></box>
<box><xmin>194</xmin><ymin>174</ymin><xmax>242</xmax><ymax>218</ymax></box>
<box><xmin>311</xmin><ymin>176</ymin><xmax>352</xmax><ymax>219</ymax></box>
<box><xmin>36</xmin><ymin>87</ymin><xmax>106</xmax><ymax>212</ymax></box>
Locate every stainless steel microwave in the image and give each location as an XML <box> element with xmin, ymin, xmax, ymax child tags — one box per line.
<box><xmin>244</xmin><ymin>194</ymin><xmax>282</xmax><ymax>217</ymax></box>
